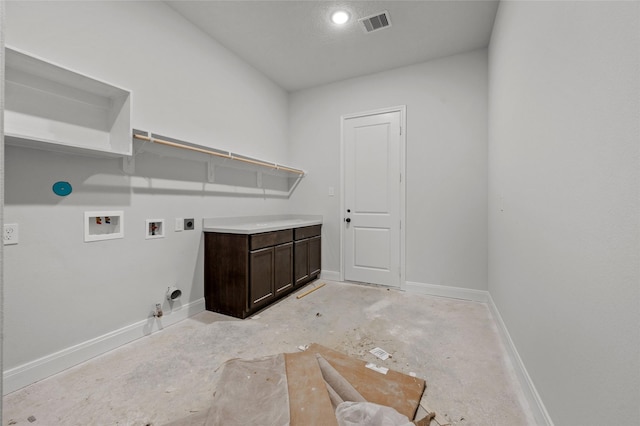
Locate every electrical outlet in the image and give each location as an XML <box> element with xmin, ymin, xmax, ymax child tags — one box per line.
<box><xmin>4</xmin><ymin>223</ymin><xmax>19</xmax><ymax>245</ymax></box>
<box><xmin>184</xmin><ymin>218</ymin><xmax>195</xmax><ymax>231</ymax></box>
<box><xmin>175</xmin><ymin>218</ymin><xmax>184</xmax><ymax>232</ymax></box>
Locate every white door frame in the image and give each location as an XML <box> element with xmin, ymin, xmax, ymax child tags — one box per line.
<box><xmin>339</xmin><ymin>105</ymin><xmax>407</xmax><ymax>289</ymax></box>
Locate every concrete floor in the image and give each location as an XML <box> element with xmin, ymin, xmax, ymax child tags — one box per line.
<box><xmin>3</xmin><ymin>281</ymin><xmax>536</xmax><ymax>425</ymax></box>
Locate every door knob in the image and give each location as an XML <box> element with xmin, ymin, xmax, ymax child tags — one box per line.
<box><xmin>345</xmin><ymin>218</ymin><xmax>351</xmax><ymax>223</ymax></box>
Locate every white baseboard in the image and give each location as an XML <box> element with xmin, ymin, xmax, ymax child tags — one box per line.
<box><xmin>3</xmin><ymin>285</ymin><xmax>554</xmax><ymax>426</ymax></box>
<box><xmin>3</xmin><ymin>298</ymin><xmax>206</xmax><ymax>395</ymax></box>
<box><xmin>488</xmin><ymin>295</ymin><xmax>554</xmax><ymax>426</ymax></box>
<box><xmin>320</xmin><ymin>269</ymin><xmax>341</xmax><ymax>281</ymax></box>
<box><xmin>403</xmin><ymin>280</ymin><xmax>489</xmax><ymax>302</ymax></box>
<box><xmin>404</xmin><ymin>281</ymin><xmax>553</xmax><ymax>424</ymax></box>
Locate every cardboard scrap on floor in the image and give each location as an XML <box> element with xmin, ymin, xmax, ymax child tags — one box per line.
<box><xmin>192</xmin><ymin>343</ymin><xmax>426</xmax><ymax>426</ymax></box>
<box><xmin>298</xmin><ymin>344</ymin><xmax>425</xmax><ymax>422</ymax></box>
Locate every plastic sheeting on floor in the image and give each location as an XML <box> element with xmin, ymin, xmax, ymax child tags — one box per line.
<box><xmin>167</xmin><ymin>344</ymin><xmax>426</xmax><ymax>426</ymax></box>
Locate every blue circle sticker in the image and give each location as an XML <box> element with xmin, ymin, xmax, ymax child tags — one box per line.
<box><xmin>52</xmin><ymin>181</ymin><xmax>72</xmax><ymax>196</ymax></box>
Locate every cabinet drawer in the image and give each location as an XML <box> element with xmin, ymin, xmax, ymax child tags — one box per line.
<box><xmin>294</xmin><ymin>225</ymin><xmax>321</xmax><ymax>240</ymax></box>
<box><xmin>250</xmin><ymin>229</ymin><xmax>293</xmax><ymax>250</ymax></box>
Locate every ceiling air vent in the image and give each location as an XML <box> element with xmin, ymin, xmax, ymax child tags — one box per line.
<box><xmin>358</xmin><ymin>10</ymin><xmax>391</xmax><ymax>33</ymax></box>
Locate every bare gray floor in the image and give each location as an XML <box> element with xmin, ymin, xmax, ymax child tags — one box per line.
<box><xmin>3</xmin><ymin>281</ymin><xmax>536</xmax><ymax>426</ymax></box>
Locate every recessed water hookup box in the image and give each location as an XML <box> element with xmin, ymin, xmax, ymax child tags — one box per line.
<box><xmin>146</xmin><ymin>219</ymin><xmax>165</xmax><ymax>239</ymax></box>
<box><xmin>84</xmin><ymin>211</ymin><xmax>124</xmax><ymax>242</ymax></box>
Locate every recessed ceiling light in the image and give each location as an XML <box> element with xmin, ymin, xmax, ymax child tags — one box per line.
<box><xmin>331</xmin><ymin>10</ymin><xmax>350</xmax><ymax>25</ymax></box>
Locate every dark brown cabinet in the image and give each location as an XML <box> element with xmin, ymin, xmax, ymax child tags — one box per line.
<box><xmin>309</xmin><ymin>236</ymin><xmax>321</xmax><ymax>277</ymax></box>
<box><xmin>205</xmin><ymin>225</ymin><xmax>320</xmax><ymax>319</ymax></box>
<box><xmin>294</xmin><ymin>239</ymin><xmax>309</xmax><ymax>285</ymax></box>
<box><xmin>274</xmin><ymin>243</ymin><xmax>294</xmax><ymax>294</ymax></box>
<box><xmin>294</xmin><ymin>225</ymin><xmax>322</xmax><ymax>287</ymax></box>
<box><xmin>249</xmin><ymin>247</ymin><xmax>275</xmax><ymax>308</ymax></box>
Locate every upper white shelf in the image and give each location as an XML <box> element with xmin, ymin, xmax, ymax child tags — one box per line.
<box><xmin>4</xmin><ymin>46</ymin><xmax>132</xmax><ymax>157</ymax></box>
<box><xmin>128</xmin><ymin>130</ymin><xmax>305</xmax><ymax>197</ymax></box>
<box><xmin>132</xmin><ymin>131</ymin><xmax>305</xmax><ymax>177</ymax></box>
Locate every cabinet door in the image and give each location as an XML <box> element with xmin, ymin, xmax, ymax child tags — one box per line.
<box><xmin>309</xmin><ymin>236</ymin><xmax>321</xmax><ymax>277</ymax></box>
<box><xmin>274</xmin><ymin>243</ymin><xmax>293</xmax><ymax>294</ymax></box>
<box><xmin>294</xmin><ymin>239</ymin><xmax>309</xmax><ymax>286</ymax></box>
<box><xmin>250</xmin><ymin>247</ymin><xmax>274</xmax><ymax>308</ymax></box>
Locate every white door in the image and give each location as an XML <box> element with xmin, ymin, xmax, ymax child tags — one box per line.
<box><xmin>343</xmin><ymin>109</ymin><xmax>402</xmax><ymax>287</ymax></box>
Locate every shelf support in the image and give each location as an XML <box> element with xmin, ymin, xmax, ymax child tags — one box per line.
<box><xmin>122</xmin><ymin>155</ymin><xmax>135</xmax><ymax>174</ymax></box>
<box><xmin>207</xmin><ymin>157</ymin><xmax>215</xmax><ymax>183</ymax></box>
<box><xmin>288</xmin><ymin>174</ymin><xmax>304</xmax><ymax>197</ymax></box>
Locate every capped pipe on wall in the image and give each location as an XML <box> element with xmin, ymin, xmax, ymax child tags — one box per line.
<box><xmin>167</xmin><ymin>286</ymin><xmax>181</xmax><ymax>302</ymax></box>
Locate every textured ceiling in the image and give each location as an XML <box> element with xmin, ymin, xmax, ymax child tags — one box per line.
<box><xmin>167</xmin><ymin>1</ymin><xmax>499</xmax><ymax>92</ymax></box>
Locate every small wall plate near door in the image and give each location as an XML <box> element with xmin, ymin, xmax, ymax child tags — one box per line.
<box><xmin>3</xmin><ymin>224</ymin><xmax>19</xmax><ymax>245</ymax></box>
<box><xmin>146</xmin><ymin>219</ymin><xmax>165</xmax><ymax>239</ymax></box>
<box><xmin>85</xmin><ymin>211</ymin><xmax>124</xmax><ymax>242</ymax></box>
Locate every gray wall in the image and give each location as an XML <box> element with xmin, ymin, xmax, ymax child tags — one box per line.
<box><xmin>4</xmin><ymin>1</ymin><xmax>290</xmax><ymax>375</ymax></box>
<box><xmin>10</xmin><ymin>4</ymin><xmax>636</xmax><ymax>423</ymax></box>
<box><xmin>288</xmin><ymin>50</ymin><xmax>489</xmax><ymax>292</ymax></box>
<box><xmin>1</xmin><ymin>0</ymin><xmax>6</xmax><ymax>406</ymax></box>
<box><xmin>4</xmin><ymin>1</ymin><xmax>489</xmax><ymax>392</ymax></box>
<box><xmin>488</xmin><ymin>2</ymin><xmax>640</xmax><ymax>424</ymax></box>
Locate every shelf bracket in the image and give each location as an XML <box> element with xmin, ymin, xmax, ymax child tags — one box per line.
<box><xmin>207</xmin><ymin>157</ymin><xmax>215</xmax><ymax>183</ymax></box>
<box><xmin>287</xmin><ymin>174</ymin><xmax>304</xmax><ymax>198</ymax></box>
<box><xmin>122</xmin><ymin>155</ymin><xmax>135</xmax><ymax>174</ymax></box>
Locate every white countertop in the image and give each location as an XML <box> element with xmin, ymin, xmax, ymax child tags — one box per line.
<box><xmin>203</xmin><ymin>214</ymin><xmax>322</xmax><ymax>234</ymax></box>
